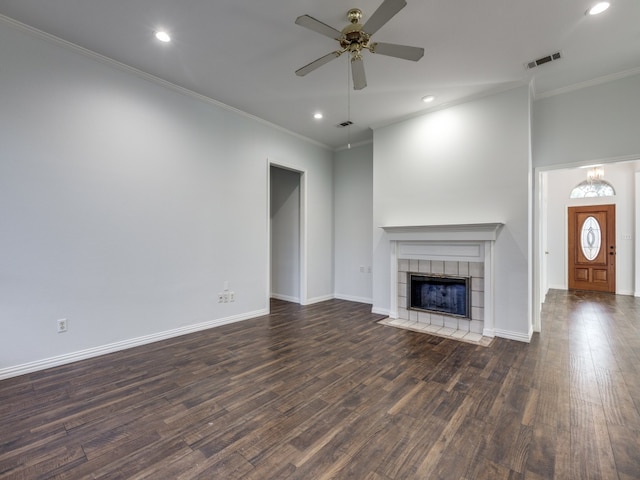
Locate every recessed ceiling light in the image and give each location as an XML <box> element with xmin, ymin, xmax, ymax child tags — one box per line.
<box><xmin>586</xmin><ymin>2</ymin><xmax>610</xmax><ymax>15</ymax></box>
<box><xmin>313</xmin><ymin>112</ymin><xmax>323</xmax><ymax>119</ymax></box>
<box><xmin>422</xmin><ymin>95</ymin><xmax>435</xmax><ymax>103</ymax></box>
<box><xmin>154</xmin><ymin>31</ymin><xmax>171</xmax><ymax>42</ymax></box>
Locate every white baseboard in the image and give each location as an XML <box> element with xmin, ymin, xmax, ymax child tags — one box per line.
<box><xmin>303</xmin><ymin>294</ymin><xmax>335</xmax><ymax>305</ymax></box>
<box><xmin>371</xmin><ymin>306</ymin><xmax>390</xmax><ymax>316</ymax></box>
<box><xmin>333</xmin><ymin>293</ymin><xmax>373</xmax><ymax>305</ymax></box>
<box><xmin>270</xmin><ymin>293</ymin><xmax>300</xmax><ymax>303</ymax></box>
<box><xmin>617</xmin><ymin>289</ymin><xmax>634</xmax><ymax>296</ymax></box>
<box><xmin>0</xmin><ymin>308</ymin><xmax>268</xmax><ymax>381</ymax></box>
<box><xmin>270</xmin><ymin>293</ymin><xmax>359</xmax><ymax>306</ymax></box>
<box><xmin>493</xmin><ymin>328</ymin><xmax>532</xmax><ymax>343</ymax></box>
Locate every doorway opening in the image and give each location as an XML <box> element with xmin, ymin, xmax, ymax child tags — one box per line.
<box><xmin>535</xmin><ymin>160</ymin><xmax>639</xmax><ymax>332</ymax></box>
<box><xmin>269</xmin><ymin>164</ymin><xmax>306</xmax><ymax>304</ymax></box>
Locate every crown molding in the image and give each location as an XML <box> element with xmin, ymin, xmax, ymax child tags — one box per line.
<box><xmin>0</xmin><ymin>14</ymin><xmax>332</xmax><ymax>151</ymax></box>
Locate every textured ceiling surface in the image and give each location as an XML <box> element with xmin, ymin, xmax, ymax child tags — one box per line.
<box><xmin>0</xmin><ymin>0</ymin><xmax>638</xmax><ymax>148</ymax></box>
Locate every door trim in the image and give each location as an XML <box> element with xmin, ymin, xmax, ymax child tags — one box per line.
<box><xmin>267</xmin><ymin>159</ymin><xmax>307</xmax><ymax>307</ymax></box>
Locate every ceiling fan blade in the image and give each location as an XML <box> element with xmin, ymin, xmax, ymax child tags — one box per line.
<box><xmin>362</xmin><ymin>0</ymin><xmax>407</xmax><ymax>35</ymax></box>
<box><xmin>295</xmin><ymin>51</ymin><xmax>342</xmax><ymax>76</ymax></box>
<box><xmin>370</xmin><ymin>42</ymin><xmax>424</xmax><ymax>61</ymax></box>
<box><xmin>295</xmin><ymin>15</ymin><xmax>342</xmax><ymax>40</ymax></box>
<box><xmin>351</xmin><ymin>56</ymin><xmax>367</xmax><ymax>90</ymax></box>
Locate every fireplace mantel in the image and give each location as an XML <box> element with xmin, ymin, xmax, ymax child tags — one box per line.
<box><xmin>381</xmin><ymin>223</ymin><xmax>504</xmax><ymax>242</ymax></box>
<box><xmin>383</xmin><ymin>223</ymin><xmax>503</xmax><ymax>338</ymax></box>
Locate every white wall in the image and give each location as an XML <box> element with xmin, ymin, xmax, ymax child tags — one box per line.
<box><xmin>270</xmin><ymin>166</ymin><xmax>300</xmax><ymax>302</ymax></box>
<box><xmin>372</xmin><ymin>87</ymin><xmax>532</xmax><ymax>341</ymax></box>
<box><xmin>333</xmin><ymin>143</ymin><xmax>373</xmax><ymax>304</ymax></box>
<box><xmin>636</xmin><ymin>172</ymin><xmax>640</xmax><ymax>297</ymax></box>
<box><xmin>0</xmin><ymin>19</ymin><xmax>334</xmax><ymax>376</ymax></box>
<box><xmin>533</xmin><ymin>74</ymin><xmax>640</xmax><ymax>167</ymax></box>
<box><xmin>544</xmin><ymin>162</ymin><xmax>637</xmax><ymax>295</ymax></box>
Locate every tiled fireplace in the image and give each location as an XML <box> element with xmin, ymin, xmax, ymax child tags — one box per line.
<box><xmin>381</xmin><ymin>223</ymin><xmax>503</xmax><ymax>339</ymax></box>
<box><xmin>398</xmin><ymin>259</ymin><xmax>484</xmax><ymax>334</ymax></box>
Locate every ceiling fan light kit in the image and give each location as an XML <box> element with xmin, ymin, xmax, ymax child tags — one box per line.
<box><xmin>294</xmin><ymin>0</ymin><xmax>424</xmax><ymax>90</ymax></box>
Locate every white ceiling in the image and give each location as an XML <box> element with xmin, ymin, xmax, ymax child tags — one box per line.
<box><xmin>0</xmin><ymin>0</ymin><xmax>638</xmax><ymax>149</ymax></box>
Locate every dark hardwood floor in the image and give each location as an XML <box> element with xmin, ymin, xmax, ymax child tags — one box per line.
<box><xmin>1</xmin><ymin>290</ymin><xmax>639</xmax><ymax>479</ymax></box>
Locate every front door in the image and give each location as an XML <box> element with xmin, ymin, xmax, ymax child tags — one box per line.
<box><xmin>568</xmin><ymin>204</ymin><xmax>616</xmax><ymax>293</ymax></box>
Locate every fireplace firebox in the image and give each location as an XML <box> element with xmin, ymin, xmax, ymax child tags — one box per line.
<box><xmin>408</xmin><ymin>273</ymin><xmax>470</xmax><ymax>318</ymax></box>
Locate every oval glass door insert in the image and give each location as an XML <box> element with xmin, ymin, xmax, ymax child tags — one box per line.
<box><xmin>580</xmin><ymin>216</ymin><xmax>601</xmax><ymax>261</ymax></box>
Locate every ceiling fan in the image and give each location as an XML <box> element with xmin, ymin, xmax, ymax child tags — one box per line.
<box><xmin>295</xmin><ymin>0</ymin><xmax>424</xmax><ymax>90</ymax></box>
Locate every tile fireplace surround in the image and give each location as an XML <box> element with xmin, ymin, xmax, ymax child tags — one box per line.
<box><xmin>382</xmin><ymin>223</ymin><xmax>504</xmax><ymax>339</ymax></box>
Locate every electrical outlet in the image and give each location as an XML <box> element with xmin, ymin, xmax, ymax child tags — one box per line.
<box><xmin>218</xmin><ymin>293</ymin><xmax>224</xmax><ymax>303</ymax></box>
<box><xmin>229</xmin><ymin>291</ymin><xmax>235</xmax><ymax>302</ymax></box>
<box><xmin>57</xmin><ymin>318</ymin><xmax>68</xmax><ymax>333</ymax></box>
<box><xmin>223</xmin><ymin>292</ymin><xmax>229</xmax><ymax>303</ymax></box>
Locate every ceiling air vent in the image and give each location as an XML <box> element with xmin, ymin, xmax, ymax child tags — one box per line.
<box><xmin>337</xmin><ymin>120</ymin><xmax>353</xmax><ymax>128</ymax></box>
<box><xmin>525</xmin><ymin>51</ymin><xmax>562</xmax><ymax>70</ymax></box>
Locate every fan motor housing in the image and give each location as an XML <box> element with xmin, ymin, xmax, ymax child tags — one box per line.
<box><xmin>340</xmin><ymin>8</ymin><xmax>370</xmax><ymax>51</ymax></box>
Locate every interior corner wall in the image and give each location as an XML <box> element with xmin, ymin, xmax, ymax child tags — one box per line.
<box><xmin>0</xmin><ymin>19</ymin><xmax>334</xmax><ymax>377</ymax></box>
<box><xmin>333</xmin><ymin>143</ymin><xmax>373</xmax><ymax>304</ymax></box>
<box><xmin>372</xmin><ymin>86</ymin><xmax>532</xmax><ymax>341</ymax></box>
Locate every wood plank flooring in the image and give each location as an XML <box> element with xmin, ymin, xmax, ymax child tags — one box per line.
<box><xmin>1</xmin><ymin>290</ymin><xmax>639</xmax><ymax>479</ymax></box>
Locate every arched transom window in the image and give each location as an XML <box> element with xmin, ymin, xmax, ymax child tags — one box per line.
<box><xmin>569</xmin><ymin>167</ymin><xmax>616</xmax><ymax>198</ymax></box>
